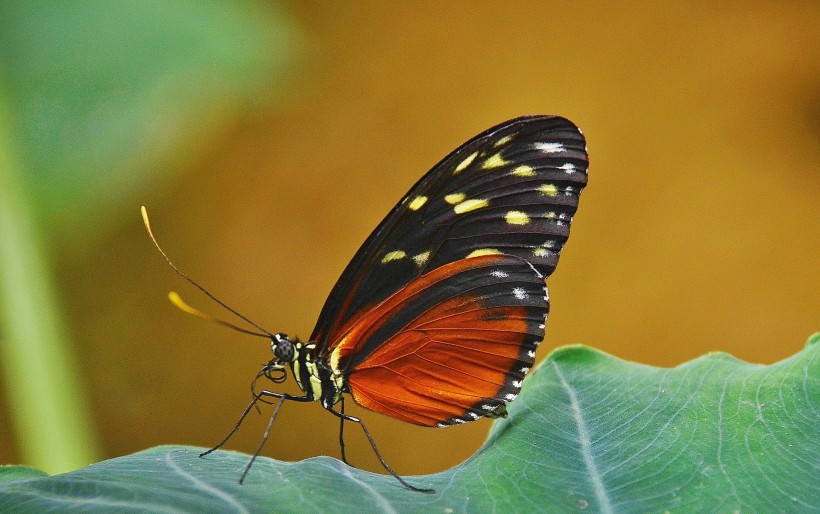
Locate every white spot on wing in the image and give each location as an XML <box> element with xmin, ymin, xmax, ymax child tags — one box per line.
<box><xmin>535</xmin><ymin>142</ymin><xmax>565</xmax><ymax>153</ymax></box>
<box><xmin>512</xmin><ymin>287</ymin><xmax>528</xmax><ymax>300</ymax></box>
<box><xmin>560</xmin><ymin>162</ymin><xmax>576</xmax><ymax>173</ymax></box>
<box><xmin>490</xmin><ymin>270</ymin><xmax>509</xmax><ymax>278</ymax></box>
<box><xmin>505</xmin><ymin>393</ymin><xmax>518</xmax><ymax>401</ymax></box>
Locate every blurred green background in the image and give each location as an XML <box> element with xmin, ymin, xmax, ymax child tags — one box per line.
<box><xmin>0</xmin><ymin>1</ymin><xmax>817</xmax><ymax>478</ymax></box>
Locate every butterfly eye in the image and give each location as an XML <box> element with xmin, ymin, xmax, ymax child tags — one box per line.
<box><xmin>272</xmin><ymin>334</ymin><xmax>294</xmax><ymax>362</ymax></box>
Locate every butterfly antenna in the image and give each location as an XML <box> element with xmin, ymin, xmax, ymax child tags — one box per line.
<box><xmin>167</xmin><ymin>291</ymin><xmax>269</xmax><ymax>337</ymax></box>
<box><xmin>141</xmin><ymin>206</ymin><xmax>272</xmax><ymax>339</ymax></box>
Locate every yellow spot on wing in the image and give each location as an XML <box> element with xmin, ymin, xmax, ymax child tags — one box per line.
<box><xmin>533</xmin><ymin>247</ymin><xmax>548</xmax><ymax>257</ymax></box>
<box><xmin>454</xmin><ymin>152</ymin><xmax>478</xmax><ymax>173</ymax></box>
<box><xmin>482</xmin><ymin>153</ymin><xmax>508</xmax><ymax>169</ymax></box>
<box><xmin>538</xmin><ymin>184</ymin><xmax>558</xmax><ymax>197</ymax></box>
<box><xmin>505</xmin><ymin>211</ymin><xmax>530</xmax><ymax>225</ymax></box>
<box><xmin>511</xmin><ymin>165</ymin><xmax>535</xmax><ymax>177</ymax></box>
<box><xmin>454</xmin><ymin>198</ymin><xmax>489</xmax><ymax>214</ymax></box>
<box><xmin>408</xmin><ymin>195</ymin><xmax>427</xmax><ymax>210</ymax></box>
<box><xmin>412</xmin><ymin>251</ymin><xmax>431</xmax><ymax>266</ymax></box>
<box><xmin>494</xmin><ymin>135</ymin><xmax>512</xmax><ymax>147</ymax></box>
<box><xmin>467</xmin><ymin>248</ymin><xmax>501</xmax><ymax>258</ymax></box>
<box><xmin>444</xmin><ymin>193</ymin><xmax>466</xmax><ymax>204</ymax></box>
<box><xmin>381</xmin><ymin>250</ymin><xmax>407</xmax><ymax>263</ymax></box>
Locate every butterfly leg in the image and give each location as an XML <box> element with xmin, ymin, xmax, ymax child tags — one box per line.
<box><xmin>236</xmin><ymin>390</ymin><xmax>313</xmax><ymax>483</ymax></box>
<box><xmin>325</xmin><ymin>405</ymin><xmax>434</xmax><ymax>494</ymax></box>
<box><xmin>338</xmin><ymin>396</ymin><xmax>350</xmax><ymax>465</ymax></box>
<box><xmin>200</xmin><ymin>391</ymin><xmax>265</xmax><ymax>458</ymax></box>
<box><xmin>201</xmin><ymin>389</ymin><xmax>312</xmax><ymax>484</ymax></box>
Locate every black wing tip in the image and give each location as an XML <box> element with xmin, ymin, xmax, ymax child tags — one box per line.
<box><xmin>484</xmin><ymin>114</ymin><xmax>583</xmax><ymax>134</ymax></box>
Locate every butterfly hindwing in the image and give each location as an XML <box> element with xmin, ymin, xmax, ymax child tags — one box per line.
<box><xmin>312</xmin><ymin>115</ymin><xmax>588</xmax><ymax>348</ymax></box>
<box><xmin>328</xmin><ymin>254</ymin><xmax>548</xmax><ymax>426</ymax></box>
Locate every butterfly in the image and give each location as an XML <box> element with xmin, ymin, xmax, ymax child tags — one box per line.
<box><xmin>143</xmin><ymin>115</ymin><xmax>588</xmax><ymax>493</ymax></box>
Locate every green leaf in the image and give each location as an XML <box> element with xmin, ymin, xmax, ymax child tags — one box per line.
<box><xmin>1</xmin><ymin>339</ymin><xmax>817</xmax><ymax>513</ymax></box>
<box><xmin>0</xmin><ymin>1</ymin><xmax>298</xmax><ymax>233</ymax></box>
<box><xmin>0</xmin><ymin>467</ymin><xmax>48</xmax><ymax>485</ymax></box>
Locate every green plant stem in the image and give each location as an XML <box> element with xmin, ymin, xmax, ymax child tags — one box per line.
<box><xmin>0</xmin><ymin>79</ymin><xmax>100</xmax><ymax>473</ymax></box>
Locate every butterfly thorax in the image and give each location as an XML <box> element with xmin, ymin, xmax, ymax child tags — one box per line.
<box><xmin>271</xmin><ymin>333</ymin><xmax>344</xmax><ymax>408</ymax></box>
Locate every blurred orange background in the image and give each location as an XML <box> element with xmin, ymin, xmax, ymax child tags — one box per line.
<box><xmin>1</xmin><ymin>2</ymin><xmax>818</xmax><ymax>478</ymax></box>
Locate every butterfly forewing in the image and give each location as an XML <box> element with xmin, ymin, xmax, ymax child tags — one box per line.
<box><xmin>312</xmin><ymin>116</ymin><xmax>588</xmax><ymax>350</ymax></box>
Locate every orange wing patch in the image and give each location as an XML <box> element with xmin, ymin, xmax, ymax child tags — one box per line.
<box><xmin>332</xmin><ymin>254</ymin><xmax>548</xmax><ymax>427</ymax></box>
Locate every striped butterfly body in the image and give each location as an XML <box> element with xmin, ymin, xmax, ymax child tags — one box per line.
<box><xmin>148</xmin><ymin>115</ymin><xmax>588</xmax><ymax>492</ymax></box>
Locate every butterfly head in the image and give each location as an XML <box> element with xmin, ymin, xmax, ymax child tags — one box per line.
<box><xmin>271</xmin><ymin>332</ymin><xmax>296</xmax><ymax>362</ymax></box>
<box><xmin>255</xmin><ymin>332</ymin><xmax>295</xmax><ymax>385</ymax></box>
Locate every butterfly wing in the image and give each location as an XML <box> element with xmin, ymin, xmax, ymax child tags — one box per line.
<box><xmin>311</xmin><ymin>115</ymin><xmax>588</xmax><ymax>348</ymax></box>
<box><xmin>329</xmin><ymin>254</ymin><xmax>548</xmax><ymax>426</ymax></box>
